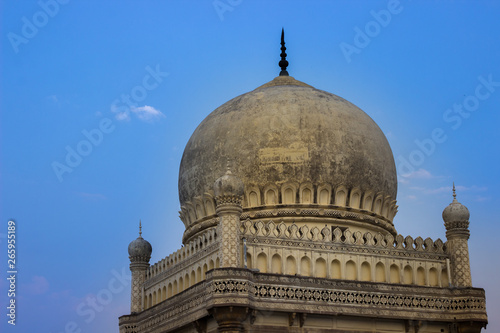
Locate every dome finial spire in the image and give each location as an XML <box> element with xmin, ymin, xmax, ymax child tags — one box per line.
<box><xmin>279</xmin><ymin>28</ymin><xmax>289</xmax><ymax>76</ymax></box>
<box><xmin>139</xmin><ymin>219</ymin><xmax>142</xmax><ymax>237</ymax></box>
<box><xmin>453</xmin><ymin>182</ymin><xmax>457</xmax><ymax>202</ymax></box>
<box><xmin>226</xmin><ymin>158</ymin><xmax>233</xmax><ymax>174</ymax></box>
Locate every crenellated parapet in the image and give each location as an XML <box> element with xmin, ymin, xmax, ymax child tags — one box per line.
<box><xmin>241</xmin><ymin>219</ymin><xmax>445</xmax><ymax>255</ymax></box>
<box><xmin>242</xmin><ymin>219</ymin><xmax>450</xmax><ymax>288</ymax></box>
<box><xmin>141</xmin><ymin>227</ymin><xmax>220</xmax><ymax>310</ymax></box>
<box><xmin>145</xmin><ymin>228</ymin><xmax>217</xmax><ymax>281</ymax></box>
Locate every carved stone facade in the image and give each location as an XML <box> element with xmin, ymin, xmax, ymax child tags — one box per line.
<box><xmin>447</xmin><ymin>238</ymin><xmax>472</xmax><ymax>287</ymax></box>
<box><xmin>130</xmin><ymin>264</ymin><xmax>148</xmax><ymax>313</ymax></box>
<box><xmin>217</xmin><ymin>214</ymin><xmax>241</xmax><ymax>268</ymax></box>
<box><xmin>121</xmin><ymin>44</ymin><xmax>487</xmax><ymax>332</ymax></box>
<box><xmin>120</xmin><ymin>268</ymin><xmax>486</xmax><ymax>333</ymax></box>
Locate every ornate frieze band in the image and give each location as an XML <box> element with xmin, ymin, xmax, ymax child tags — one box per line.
<box><xmin>120</xmin><ymin>268</ymin><xmax>487</xmax><ymax>333</ymax></box>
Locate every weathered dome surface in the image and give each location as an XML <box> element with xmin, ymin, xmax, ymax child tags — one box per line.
<box><xmin>128</xmin><ymin>236</ymin><xmax>152</xmax><ymax>261</ymax></box>
<box><xmin>179</xmin><ymin>75</ymin><xmax>397</xmax><ymax>208</ymax></box>
<box><xmin>443</xmin><ymin>198</ymin><xmax>470</xmax><ymax>223</ymax></box>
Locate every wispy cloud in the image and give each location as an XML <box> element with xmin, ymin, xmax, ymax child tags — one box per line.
<box><xmin>402</xmin><ymin>168</ymin><xmax>433</xmax><ymax>179</ymax></box>
<box><xmin>398</xmin><ymin>177</ymin><xmax>409</xmax><ymax>185</ymax></box>
<box><xmin>473</xmin><ymin>195</ymin><xmax>489</xmax><ymax>202</ymax></box>
<box><xmin>75</xmin><ymin>192</ymin><xmax>107</xmax><ymax>200</ymax></box>
<box><xmin>25</xmin><ymin>276</ymin><xmax>49</xmax><ymax>295</ymax></box>
<box><xmin>409</xmin><ymin>185</ymin><xmax>487</xmax><ymax>195</ymax></box>
<box><xmin>112</xmin><ymin>105</ymin><xmax>164</xmax><ymax>122</ymax></box>
<box><xmin>399</xmin><ymin>168</ymin><xmax>435</xmax><ymax>185</ymax></box>
<box><xmin>47</xmin><ymin>95</ymin><xmax>59</xmax><ymax>103</ymax></box>
<box><xmin>114</xmin><ymin>109</ymin><xmax>131</xmax><ymax>121</ymax></box>
<box><xmin>46</xmin><ymin>94</ymin><xmax>68</xmax><ymax>108</ymax></box>
<box><xmin>130</xmin><ymin>105</ymin><xmax>164</xmax><ymax>122</ymax></box>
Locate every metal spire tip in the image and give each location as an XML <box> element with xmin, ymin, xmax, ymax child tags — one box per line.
<box><xmin>279</xmin><ymin>28</ymin><xmax>289</xmax><ymax>76</ymax></box>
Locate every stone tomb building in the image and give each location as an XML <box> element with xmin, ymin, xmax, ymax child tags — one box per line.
<box><xmin>119</xmin><ymin>34</ymin><xmax>487</xmax><ymax>332</ymax></box>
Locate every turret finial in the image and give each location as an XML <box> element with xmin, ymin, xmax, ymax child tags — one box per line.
<box><xmin>139</xmin><ymin>220</ymin><xmax>142</xmax><ymax>237</ymax></box>
<box><xmin>279</xmin><ymin>28</ymin><xmax>289</xmax><ymax>76</ymax></box>
<box><xmin>226</xmin><ymin>158</ymin><xmax>232</xmax><ymax>174</ymax></box>
<box><xmin>452</xmin><ymin>182</ymin><xmax>457</xmax><ymax>201</ymax></box>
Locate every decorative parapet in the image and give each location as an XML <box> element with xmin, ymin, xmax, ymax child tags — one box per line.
<box><xmin>182</xmin><ymin>204</ymin><xmax>398</xmax><ymax>245</ymax></box>
<box><xmin>145</xmin><ymin>228</ymin><xmax>217</xmax><ymax>282</ymax></box>
<box><xmin>119</xmin><ymin>268</ymin><xmax>487</xmax><ymax>333</ymax></box>
<box><xmin>241</xmin><ymin>219</ymin><xmax>445</xmax><ymax>256</ymax></box>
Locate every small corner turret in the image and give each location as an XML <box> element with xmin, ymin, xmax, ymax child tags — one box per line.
<box><xmin>214</xmin><ymin>161</ymin><xmax>244</xmax><ymax>268</ymax></box>
<box><xmin>442</xmin><ymin>184</ymin><xmax>472</xmax><ymax>287</ymax></box>
<box><xmin>128</xmin><ymin>220</ymin><xmax>152</xmax><ymax>313</ymax></box>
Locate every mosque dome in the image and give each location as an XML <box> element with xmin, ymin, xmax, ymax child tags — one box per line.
<box><xmin>443</xmin><ymin>186</ymin><xmax>470</xmax><ymax>223</ymax></box>
<box><xmin>178</xmin><ymin>75</ymin><xmax>398</xmax><ymax>239</ymax></box>
<box><xmin>179</xmin><ymin>75</ymin><xmax>397</xmax><ymax>204</ymax></box>
<box><xmin>178</xmin><ymin>32</ymin><xmax>398</xmax><ymax>243</ymax></box>
<box><xmin>128</xmin><ymin>223</ymin><xmax>152</xmax><ymax>262</ymax></box>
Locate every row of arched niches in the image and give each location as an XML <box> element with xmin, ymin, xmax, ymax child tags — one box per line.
<box><xmin>180</xmin><ymin>183</ymin><xmax>398</xmax><ymax>239</ymax></box>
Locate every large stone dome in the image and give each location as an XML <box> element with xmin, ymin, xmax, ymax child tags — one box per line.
<box><xmin>178</xmin><ymin>75</ymin><xmax>398</xmax><ymax>241</ymax></box>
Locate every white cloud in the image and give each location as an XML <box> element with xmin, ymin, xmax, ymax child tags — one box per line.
<box><xmin>130</xmin><ymin>105</ymin><xmax>165</xmax><ymax>122</ymax></box>
<box><xmin>115</xmin><ymin>111</ymin><xmax>131</xmax><ymax>121</ymax></box>
<box><xmin>402</xmin><ymin>168</ymin><xmax>433</xmax><ymax>179</ymax></box>
<box><xmin>110</xmin><ymin>103</ymin><xmax>130</xmax><ymax>121</ymax></box>
<box><xmin>409</xmin><ymin>185</ymin><xmax>487</xmax><ymax>195</ymax></box>
<box><xmin>111</xmin><ymin>104</ymin><xmax>164</xmax><ymax>122</ymax></box>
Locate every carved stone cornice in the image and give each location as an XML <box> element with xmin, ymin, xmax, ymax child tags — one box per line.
<box><xmin>130</xmin><ymin>262</ymin><xmax>149</xmax><ymax>271</ymax></box>
<box><xmin>241</xmin><ymin>206</ymin><xmax>397</xmax><ymax>234</ymax></box>
<box><xmin>246</xmin><ymin>236</ymin><xmax>448</xmax><ymax>261</ymax></box>
<box><xmin>215</xmin><ymin>195</ymin><xmax>243</xmax><ymax>208</ymax></box>
<box><xmin>445</xmin><ymin>220</ymin><xmax>470</xmax><ymax>240</ymax></box>
<box><xmin>120</xmin><ymin>268</ymin><xmax>487</xmax><ymax>333</ymax></box>
<box><xmin>182</xmin><ymin>204</ymin><xmax>398</xmax><ymax>244</ymax></box>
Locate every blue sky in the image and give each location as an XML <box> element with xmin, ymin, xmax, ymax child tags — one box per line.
<box><xmin>1</xmin><ymin>1</ymin><xmax>499</xmax><ymax>332</ymax></box>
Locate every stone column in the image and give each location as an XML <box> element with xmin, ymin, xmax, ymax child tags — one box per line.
<box><xmin>445</xmin><ymin>222</ymin><xmax>472</xmax><ymax>287</ymax></box>
<box><xmin>210</xmin><ymin>306</ymin><xmax>248</xmax><ymax>333</ymax></box>
<box><xmin>214</xmin><ymin>167</ymin><xmax>244</xmax><ymax>268</ymax></box>
<box><xmin>129</xmin><ymin>262</ymin><xmax>149</xmax><ymax>312</ymax></box>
